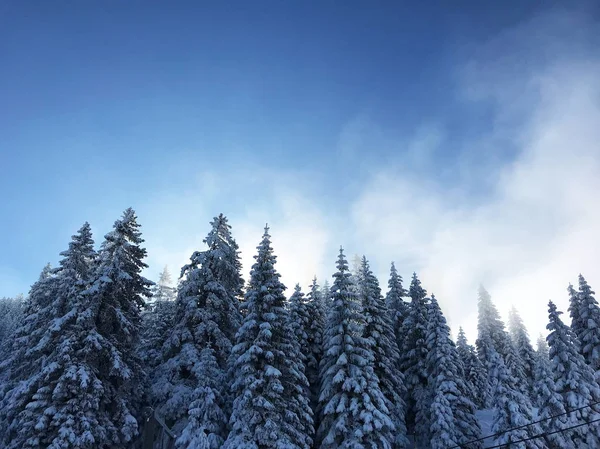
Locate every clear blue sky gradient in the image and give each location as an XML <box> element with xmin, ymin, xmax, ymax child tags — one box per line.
<box><xmin>1</xmin><ymin>0</ymin><xmax>589</xmax><ymax>296</ymax></box>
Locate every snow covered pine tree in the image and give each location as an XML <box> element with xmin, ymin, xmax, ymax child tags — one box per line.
<box><xmin>426</xmin><ymin>295</ymin><xmax>481</xmax><ymax>449</ymax></box>
<box><xmin>358</xmin><ymin>257</ymin><xmax>409</xmax><ymax>449</ymax></box>
<box><xmin>547</xmin><ymin>300</ymin><xmax>600</xmax><ymax>448</ymax></box>
<box><xmin>224</xmin><ymin>226</ymin><xmax>313</xmax><ymax>449</ymax></box>
<box><xmin>153</xmin><ymin>214</ymin><xmax>244</xmax><ymax>448</ymax></box>
<box><xmin>1</xmin><ymin>224</ymin><xmax>97</xmax><ymax>448</ymax></box>
<box><xmin>317</xmin><ymin>249</ymin><xmax>393</xmax><ymax>449</ymax></box>
<box><xmin>399</xmin><ymin>273</ymin><xmax>430</xmax><ymax>445</ymax></box>
<box><xmin>570</xmin><ymin>275</ymin><xmax>600</xmax><ymax>375</ymax></box>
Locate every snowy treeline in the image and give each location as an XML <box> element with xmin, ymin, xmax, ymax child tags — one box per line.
<box><xmin>1</xmin><ymin>210</ymin><xmax>600</xmax><ymax>449</ymax></box>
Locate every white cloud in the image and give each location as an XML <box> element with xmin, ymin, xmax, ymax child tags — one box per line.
<box><xmin>140</xmin><ymin>166</ymin><xmax>334</xmax><ymax>294</ymax></box>
<box><xmin>351</xmin><ymin>9</ymin><xmax>600</xmax><ymax>342</ymax></box>
<box><xmin>135</xmin><ymin>8</ymin><xmax>600</xmax><ymax>347</ymax></box>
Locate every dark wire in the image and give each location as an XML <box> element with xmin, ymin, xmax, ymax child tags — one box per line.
<box><xmin>449</xmin><ymin>400</ymin><xmax>600</xmax><ymax>449</ymax></box>
<box><xmin>482</xmin><ymin>417</ymin><xmax>600</xmax><ymax>449</ymax></box>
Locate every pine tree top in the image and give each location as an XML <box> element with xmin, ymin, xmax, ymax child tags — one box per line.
<box><xmin>408</xmin><ymin>272</ymin><xmax>427</xmax><ymax>303</ymax></box>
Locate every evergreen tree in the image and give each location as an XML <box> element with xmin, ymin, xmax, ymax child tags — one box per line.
<box><xmin>385</xmin><ymin>262</ymin><xmax>408</xmax><ymax>354</ymax></box>
<box><xmin>138</xmin><ymin>267</ymin><xmax>176</xmax><ymax>371</ymax></box>
<box><xmin>174</xmin><ymin>348</ymin><xmax>227</xmax><ymax>449</ymax></box>
<box><xmin>476</xmin><ymin>286</ymin><xmax>520</xmax><ymax>403</ymax></box>
<box><xmin>504</xmin><ymin>337</ymin><xmax>529</xmax><ymax>396</ymax></box>
<box><xmin>203</xmin><ymin>213</ymin><xmax>245</xmax><ymax>308</ymax></box>
<box><xmin>476</xmin><ymin>286</ymin><xmax>509</xmax><ymax>362</ymax></box>
<box><xmin>568</xmin><ymin>283</ymin><xmax>583</xmax><ymax>342</ymax></box>
<box><xmin>399</xmin><ymin>272</ymin><xmax>429</xmax><ymax>443</ymax></box>
<box><xmin>224</xmin><ymin>226</ymin><xmax>313</xmax><ymax>449</ymax></box>
<box><xmin>288</xmin><ymin>284</ymin><xmax>312</xmax><ymax>412</ymax></box>
<box><xmin>508</xmin><ymin>307</ymin><xmax>537</xmax><ymax>389</ymax></box>
<box><xmin>289</xmin><ymin>285</ymin><xmax>311</xmax><ymax>362</ymax></box>
<box><xmin>0</xmin><ymin>224</ymin><xmax>98</xmax><ymax>448</ymax></box>
<box><xmin>0</xmin><ymin>295</ymin><xmax>24</xmax><ymax>353</ymax></box>
<box><xmin>426</xmin><ymin>296</ymin><xmax>482</xmax><ymax>449</ymax></box>
<box><xmin>536</xmin><ymin>333</ymin><xmax>550</xmax><ymax>360</ymax></box>
<box><xmin>304</xmin><ymin>278</ymin><xmax>326</xmax><ymax>418</ymax></box>
<box><xmin>533</xmin><ymin>348</ymin><xmax>569</xmax><ymax>449</ymax></box>
<box><xmin>359</xmin><ymin>257</ymin><xmax>409</xmax><ymax>449</ymax></box>
<box><xmin>468</xmin><ymin>345</ymin><xmax>489</xmax><ymax>409</ymax></box>
<box><xmin>456</xmin><ymin>327</ymin><xmax>488</xmax><ymax>409</ymax></box>
<box><xmin>3</xmin><ymin>211</ymin><xmax>151</xmax><ymax>448</ymax></box>
<box><xmin>317</xmin><ymin>249</ymin><xmax>393</xmax><ymax>449</ymax></box>
<box><xmin>76</xmin><ymin>209</ymin><xmax>152</xmax><ymax>447</ymax></box>
<box><xmin>574</xmin><ymin>275</ymin><xmax>600</xmax><ymax>373</ymax></box>
<box><xmin>489</xmin><ymin>348</ymin><xmax>546</xmax><ymax>449</ymax></box>
<box><xmin>455</xmin><ymin>328</ymin><xmax>475</xmax><ymax>392</ymax></box>
<box><xmin>321</xmin><ymin>280</ymin><xmax>331</xmax><ymax>311</ymax></box>
<box><xmin>0</xmin><ymin>263</ymin><xmax>59</xmax><ymax>393</ymax></box>
<box><xmin>547</xmin><ymin>300</ymin><xmax>600</xmax><ymax>448</ymax></box>
<box><xmin>151</xmin><ymin>266</ymin><xmax>176</xmax><ymax>303</ymax></box>
<box><xmin>153</xmin><ymin>216</ymin><xmax>244</xmax><ymax>443</ymax></box>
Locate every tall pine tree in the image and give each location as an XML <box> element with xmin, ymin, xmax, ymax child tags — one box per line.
<box><xmin>224</xmin><ymin>226</ymin><xmax>313</xmax><ymax>449</ymax></box>
<box><xmin>359</xmin><ymin>256</ymin><xmax>409</xmax><ymax>449</ymax></box>
<box><xmin>317</xmin><ymin>249</ymin><xmax>393</xmax><ymax>449</ymax></box>
<box><xmin>533</xmin><ymin>347</ymin><xmax>569</xmax><ymax>449</ymax></box>
<box><xmin>508</xmin><ymin>307</ymin><xmax>537</xmax><ymax>390</ymax></box>
<box><xmin>547</xmin><ymin>300</ymin><xmax>600</xmax><ymax>447</ymax></box>
<box><xmin>488</xmin><ymin>348</ymin><xmax>546</xmax><ymax>449</ymax></box>
<box><xmin>305</xmin><ymin>277</ymin><xmax>326</xmax><ymax>418</ymax></box>
<box><xmin>153</xmin><ymin>215</ymin><xmax>244</xmax><ymax>445</ymax></box>
<box><xmin>385</xmin><ymin>262</ymin><xmax>408</xmax><ymax>356</ymax></box>
<box><xmin>572</xmin><ymin>275</ymin><xmax>600</xmax><ymax>373</ymax></box>
<box><xmin>456</xmin><ymin>327</ymin><xmax>488</xmax><ymax>408</ymax></box>
<box><xmin>139</xmin><ymin>266</ymin><xmax>176</xmax><ymax>371</ymax></box>
<box><xmin>426</xmin><ymin>296</ymin><xmax>482</xmax><ymax>449</ymax></box>
<box><xmin>399</xmin><ymin>272</ymin><xmax>429</xmax><ymax>443</ymax></box>
<box><xmin>1</xmin><ymin>224</ymin><xmax>99</xmax><ymax>448</ymax></box>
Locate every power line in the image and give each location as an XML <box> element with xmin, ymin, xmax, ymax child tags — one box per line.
<box><xmin>482</xmin><ymin>417</ymin><xmax>600</xmax><ymax>449</ymax></box>
<box><xmin>449</xmin><ymin>400</ymin><xmax>600</xmax><ymax>449</ymax></box>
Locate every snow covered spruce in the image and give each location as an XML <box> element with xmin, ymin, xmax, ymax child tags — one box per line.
<box><xmin>1</xmin><ymin>211</ymin><xmax>600</xmax><ymax>448</ymax></box>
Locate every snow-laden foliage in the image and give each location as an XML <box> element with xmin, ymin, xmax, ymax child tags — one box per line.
<box><xmin>289</xmin><ymin>284</ymin><xmax>311</xmax><ymax>371</ymax></box>
<box><xmin>533</xmin><ymin>345</ymin><xmax>570</xmax><ymax>449</ymax></box>
<box><xmin>489</xmin><ymin>348</ymin><xmax>547</xmax><ymax>449</ymax></box>
<box><xmin>508</xmin><ymin>307</ymin><xmax>537</xmax><ymax>391</ymax></box>
<box><xmin>476</xmin><ymin>286</ymin><xmax>509</xmax><ymax>363</ymax></box>
<box><xmin>174</xmin><ymin>347</ymin><xmax>227</xmax><ymax>449</ymax></box>
<box><xmin>202</xmin><ymin>213</ymin><xmax>245</xmax><ymax>309</ymax></box>
<box><xmin>224</xmin><ymin>226</ymin><xmax>313</xmax><ymax>449</ymax></box>
<box><xmin>426</xmin><ymin>296</ymin><xmax>482</xmax><ymax>449</ymax></box>
<box><xmin>399</xmin><ymin>272</ymin><xmax>429</xmax><ymax>443</ymax></box>
<box><xmin>287</xmin><ymin>284</ymin><xmax>313</xmax><ymax>427</ymax></box>
<box><xmin>305</xmin><ymin>277</ymin><xmax>326</xmax><ymax>417</ymax></box>
<box><xmin>0</xmin><ymin>224</ymin><xmax>98</xmax><ymax>448</ymax></box>
<box><xmin>2</xmin><ymin>211</ymin><xmax>152</xmax><ymax>449</ymax></box>
<box><xmin>359</xmin><ymin>257</ymin><xmax>409</xmax><ymax>449</ymax></box>
<box><xmin>153</xmin><ymin>215</ymin><xmax>243</xmax><ymax>442</ymax></box>
<box><xmin>321</xmin><ymin>280</ymin><xmax>331</xmax><ymax>311</ymax></box>
<box><xmin>571</xmin><ymin>275</ymin><xmax>600</xmax><ymax>373</ymax></box>
<box><xmin>504</xmin><ymin>336</ymin><xmax>530</xmax><ymax>396</ymax></box>
<box><xmin>547</xmin><ymin>300</ymin><xmax>600</xmax><ymax>448</ymax></box>
<box><xmin>476</xmin><ymin>286</ymin><xmax>528</xmax><ymax>402</ymax></box>
<box><xmin>385</xmin><ymin>262</ymin><xmax>408</xmax><ymax>358</ymax></box>
<box><xmin>536</xmin><ymin>333</ymin><xmax>550</xmax><ymax>360</ymax></box>
<box><xmin>138</xmin><ymin>266</ymin><xmax>176</xmax><ymax>371</ymax></box>
<box><xmin>0</xmin><ymin>295</ymin><xmax>25</xmax><ymax>353</ymax></box>
<box><xmin>317</xmin><ymin>249</ymin><xmax>393</xmax><ymax>449</ymax></box>
<box><xmin>0</xmin><ymin>264</ymin><xmax>59</xmax><ymax>390</ymax></box>
<box><xmin>456</xmin><ymin>327</ymin><xmax>488</xmax><ymax>409</ymax></box>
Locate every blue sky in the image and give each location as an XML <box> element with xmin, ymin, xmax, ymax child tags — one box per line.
<box><xmin>2</xmin><ymin>1</ymin><xmax>599</xmax><ymax>339</ymax></box>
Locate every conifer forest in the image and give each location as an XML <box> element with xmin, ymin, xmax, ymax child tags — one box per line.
<box><xmin>1</xmin><ymin>209</ymin><xmax>599</xmax><ymax>449</ymax></box>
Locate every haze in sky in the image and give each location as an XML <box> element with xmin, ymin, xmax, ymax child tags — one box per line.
<box><xmin>2</xmin><ymin>1</ymin><xmax>599</xmax><ymax>340</ymax></box>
